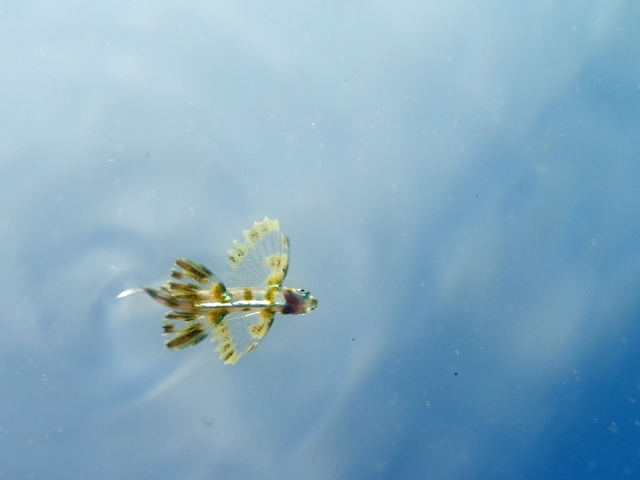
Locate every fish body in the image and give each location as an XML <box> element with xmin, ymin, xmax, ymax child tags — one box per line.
<box><xmin>143</xmin><ymin>218</ymin><xmax>317</xmax><ymax>364</ymax></box>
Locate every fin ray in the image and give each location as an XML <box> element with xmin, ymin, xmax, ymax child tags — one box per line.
<box><xmin>212</xmin><ymin>309</ymin><xmax>276</xmax><ymax>364</ymax></box>
<box><xmin>227</xmin><ymin>217</ymin><xmax>289</xmax><ymax>287</ymax></box>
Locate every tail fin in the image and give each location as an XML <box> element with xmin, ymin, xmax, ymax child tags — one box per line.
<box><xmin>142</xmin><ymin>285</ymin><xmax>181</xmax><ymax>309</ymax></box>
<box><xmin>116</xmin><ymin>288</ymin><xmax>143</xmax><ymax>299</ymax></box>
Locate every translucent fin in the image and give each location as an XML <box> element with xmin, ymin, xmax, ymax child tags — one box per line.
<box><xmin>227</xmin><ymin>217</ymin><xmax>289</xmax><ymax>288</ymax></box>
<box><xmin>161</xmin><ymin>306</ymin><xmax>276</xmax><ymax>363</ymax></box>
<box><xmin>212</xmin><ymin>309</ymin><xmax>276</xmax><ymax>364</ymax></box>
<box><xmin>144</xmin><ymin>258</ymin><xmax>231</xmax><ymax>309</ymax></box>
<box><xmin>171</xmin><ymin>258</ymin><xmax>216</xmax><ymax>285</ymax></box>
<box><xmin>165</xmin><ymin>321</ymin><xmax>210</xmax><ymax>350</ymax></box>
<box><xmin>162</xmin><ymin>309</ymin><xmax>229</xmax><ymax>350</ymax></box>
<box><xmin>171</xmin><ymin>258</ymin><xmax>230</xmax><ymax>303</ymax></box>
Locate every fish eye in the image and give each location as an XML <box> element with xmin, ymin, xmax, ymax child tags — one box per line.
<box><xmin>298</xmin><ymin>289</ymin><xmax>308</xmax><ymax>295</ymax></box>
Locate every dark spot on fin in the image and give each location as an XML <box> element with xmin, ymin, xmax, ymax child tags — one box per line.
<box><xmin>174</xmin><ymin>258</ymin><xmax>214</xmax><ymax>284</ymax></box>
<box><xmin>165</xmin><ymin>311</ymin><xmax>198</xmax><ymax>321</ymax></box>
<box><xmin>166</xmin><ymin>323</ymin><xmax>208</xmax><ymax>350</ymax></box>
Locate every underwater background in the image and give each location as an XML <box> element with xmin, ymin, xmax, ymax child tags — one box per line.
<box><xmin>2</xmin><ymin>1</ymin><xmax>640</xmax><ymax>478</ymax></box>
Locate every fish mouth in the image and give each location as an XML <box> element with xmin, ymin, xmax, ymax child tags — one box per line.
<box><xmin>310</xmin><ymin>297</ymin><xmax>318</xmax><ymax>310</ymax></box>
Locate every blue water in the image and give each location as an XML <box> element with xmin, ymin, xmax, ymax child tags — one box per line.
<box><xmin>1</xmin><ymin>1</ymin><xmax>640</xmax><ymax>478</ymax></box>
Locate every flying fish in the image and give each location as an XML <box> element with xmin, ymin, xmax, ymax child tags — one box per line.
<box><xmin>142</xmin><ymin>217</ymin><xmax>317</xmax><ymax>364</ymax></box>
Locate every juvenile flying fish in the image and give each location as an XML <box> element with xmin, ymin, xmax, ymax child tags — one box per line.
<box><xmin>142</xmin><ymin>217</ymin><xmax>318</xmax><ymax>364</ymax></box>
